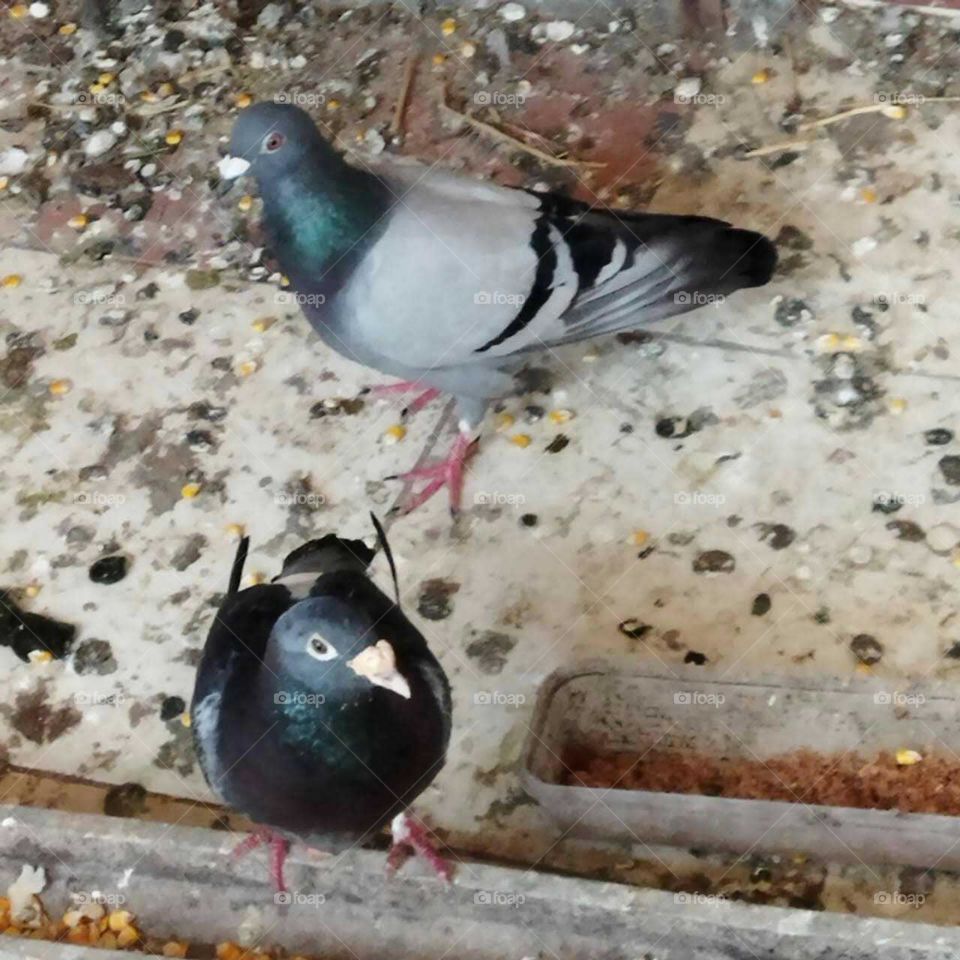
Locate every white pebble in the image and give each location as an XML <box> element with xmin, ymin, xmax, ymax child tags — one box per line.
<box><xmin>499</xmin><ymin>2</ymin><xmax>526</xmax><ymax>21</ymax></box>
<box><xmin>852</xmin><ymin>236</ymin><xmax>878</xmax><ymax>257</ymax></box>
<box><xmin>84</xmin><ymin>130</ymin><xmax>117</xmax><ymax>158</ymax></box>
<box><xmin>674</xmin><ymin>76</ymin><xmax>702</xmax><ymax>100</ymax></box>
<box><xmin>545</xmin><ymin>20</ymin><xmax>575</xmax><ymax>41</ymax></box>
<box><xmin>927</xmin><ymin>524</ymin><xmax>960</xmax><ymax>554</ymax></box>
<box><xmin>28</xmin><ymin>1</ymin><xmax>49</xmax><ymax>17</ymax></box>
<box><xmin>0</xmin><ymin>147</ymin><xmax>29</xmax><ymax>176</ymax></box>
<box><xmin>141</xmin><ymin>162</ymin><xmax>157</xmax><ymax>177</ymax></box>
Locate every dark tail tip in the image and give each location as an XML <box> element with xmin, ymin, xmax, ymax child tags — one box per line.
<box><xmin>727</xmin><ymin>229</ymin><xmax>778</xmax><ymax>288</ymax></box>
<box><xmin>280</xmin><ymin>534</ymin><xmax>375</xmax><ymax>578</ymax></box>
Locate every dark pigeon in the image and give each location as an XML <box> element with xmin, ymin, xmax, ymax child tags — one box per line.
<box><xmin>191</xmin><ymin>517</ymin><xmax>452</xmax><ymax>889</ymax></box>
<box><xmin>218</xmin><ymin>103</ymin><xmax>778</xmax><ymax>512</ymax></box>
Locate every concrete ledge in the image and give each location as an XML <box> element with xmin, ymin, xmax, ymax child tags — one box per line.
<box><xmin>1</xmin><ymin>805</ymin><xmax>959</xmax><ymax>959</ymax></box>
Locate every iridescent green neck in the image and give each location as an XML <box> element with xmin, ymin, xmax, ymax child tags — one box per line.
<box><xmin>261</xmin><ymin>163</ymin><xmax>385</xmax><ymax>279</ymax></box>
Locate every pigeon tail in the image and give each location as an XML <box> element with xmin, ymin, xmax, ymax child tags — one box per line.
<box><xmin>279</xmin><ymin>535</ymin><xmax>375</xmax><ymax>580</ymax></box>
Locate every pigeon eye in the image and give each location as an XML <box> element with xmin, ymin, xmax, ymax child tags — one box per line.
<box><xmin>264</xmin><ymin>131</ymin><xmax>285</xmax><ymax>153</ymax></box>
<box><xmin>306</xmin><ymin>633</ymin><xmax>337</xmax><ymax>661</ymax></box>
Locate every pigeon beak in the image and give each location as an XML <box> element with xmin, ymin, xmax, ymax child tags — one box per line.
<box><xmin>347</xmin><ymin>640</ymin><xmax>411</xmax><ymax>699</ymax></box>
<box><xmin>216</xmin><ymin>154</ymin><xmax>251</xmax><ymax>196</ymax></box>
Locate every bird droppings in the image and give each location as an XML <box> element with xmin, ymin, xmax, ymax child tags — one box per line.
<box><xmin>850</xmin><ymin>633</ymin><xmax>884</xmax><ymax>666</ymax></box>
<box><xmin>924</xmin><ymin>428</ymin><xmax>953</xmax><ymax>446</ymax></box>
<box><xmin>545</xmin><ymin>434</ymin><xmax>569</xmax><ymax>454</ymax></box>
<box><xmin>416</xmin><ymin>579</ymin><xmax>460</xmax><ymax>621</ymax></box>
<box><xmin>465</xmin><ymin>630</ymin><xmax>517</xmax><ymax>675</ymax></box>
<box><xmin>159</xmin><ymin>696</ymin><xmax>186</xmax><ymax>722</ymax></box>
<box><xmin>88</xmin><ymin>556</ymin><xmax>129</xmax><ymax>585</ymax></box>
<box><xmin>756</xmin><ymin>523</ymin><xmax>796</xmax><ymax>550</ymax></box>
<box><xmin>938</xmin><ymin>456</ymin><xmax>960</xmax><ymax>486</ymax></box>
<box><xmin>618</xmin><ymin>618</ymin><xmax>652</xmax><ymax>641</ymax></box>
<box><xmin>683</xmin><ymin>650</ymin><xmax>708</xmax><ymax>665</ymax></box>
<box><xmin>102</xmin><ymin>782</ymin><xmax>148</xmax><ymax>819</ymax></box>
<box><xmin>72</xmin><ymin>639</ymin><xmax>118</xmax><ymax>676</ymax></box>
<box><xmin>692</xmin><ymin>550</ymin><xmax>736</xmax><ymax>574</ymax></box>
<box><xmin>170</xmin><ymin>535</ymin><xmax>206</xmax><ymax>572</ymax></box>
<box><xmin>752</xmin><ymin>593</ymin><xmax>772</xmax><ymax>617</ymax></box>
<box><xmin>8</xmin><ymin>684</ymin><xmax>82</xmax><ymax>745</ymax></box>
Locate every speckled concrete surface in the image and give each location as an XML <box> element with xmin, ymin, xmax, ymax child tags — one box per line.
<box><xmin>2</xmin><ymin>0</ymin><xmax>960</xmax><ymax>921</ymax></box>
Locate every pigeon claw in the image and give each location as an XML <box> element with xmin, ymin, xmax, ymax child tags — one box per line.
<box><xmin>366</xmin><ymin>380</ymin><xmax>442</xmax><ymax>421</ymax></box>
<box><xmin>387</xmin><ymin>812</ymin><xmax>454</xmax><ymax>883</ymax></box>
<box><xmin>389</xmin><ymin>431</ymin><xmax>477</xmax><ymax>516</ymax></box>
<box><xmin>232</xmin><ymin>827</ymin><xmax>290</xmax><ymax>894</ymax></box>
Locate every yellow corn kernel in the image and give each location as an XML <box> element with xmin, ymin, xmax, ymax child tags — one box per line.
<box><xmin>24</xmin><ymin>583</ymin><xmax>41</xmax><ymax>598</ymax></box>
<box><xmin>156</xmin><ymin>82</ymin><xmax>175</xmax><ymax>98</ymax></box>
<box><xmin>432</xmin><ymin>53</ymin><xmax>446</xmax><ymax>66</ymax></box>
<box><xmin>510</xmin><ymin>433</ymin><xmax>532</xmax><ymax>448</ymax></box>
<box><xmin>165</xmin><ymin>129</ymin><xmax>183</xmax><ymax>146</ymax></box>
<box><xmin>235</xmin><ymin>92</ymin><xmax>253</xmax><ymax>109</ymax></box>
<box><xmin>181</xmin><ymin>482</ymin><xmax>201</xmax><ymax>499</ymax></box>
<box><xmin>548</xmin><ymin>408</ymin><xmax>574</xmax><ymax>424</ymax></box>
<box><xmin>237</xmin><ymin>194</ymin><xmax>254</xmax><ymax>212</ymax></box>
<box><xmin>163</xmin><ymin>942</ymin><xmax>189</xmax><ymax>958</ymax></box>
<box><xmin>896</xmin><ymin>748</ymin><xmax>922</xmax><ymax>766</ymax></box>
<box><xmin>107</xmin><ymin>911</ymin><xmax>133</xmax><ymax>932</ymax></box>
<box><xmin>89</xmin><ymin>82</ymin><xmax>106</xmax><ymax>95</ymax></box>
<box><xmin>860</xmin><ymin>187</ymin><xmax>877</xmax><ymax>204</ymax></box>
<box><xmin>840</xmin><ymin>334</ymin><xmax>863</xmax><ymax>352</ymax></box>
<box><xmin>751</xmin><ymin>68</ymin><xmax>771</xmax><ymax>84</ymax></box>
<box><xmin>383</xmin><ymin>424</ymin><xmax>407</xmax><ymax>444</ymax></box>
<box><xmin>28</xmin><ymin>650</ymin><xmax>53</xmax><ymax>664</ymax></box>
<box><xmin>251</xmin><ymin>316</ymin><xmax>276</xmax><ymax>333</ymax></box>
<box><xmin>140</xmin><ymin>90</ymin><xmax>159</xmax><ymax>103</ymax></box>
<box><xmin>10</xmin><ymin>5</ymin><xmax>29</xmax><ymax>18</ymax></box>
<box><xmin>116</xmin><ymin>924</ymin><xmax>140</xmax><ymax>947</ymax></box>
<box><xmin>58</xmin><ymin>20</ymin><xmax>77</xmax><ymax>33</ymax></box>
<box><xmin>246</xmin><ymin>571</ymin><xmax>266</xmax><ymax>586</ymax></box>
<box><xmin>279</xmin><ymin>275</ymin><xmax>290</xmax><ymax>287</ymax></box>
<box><xmin>237</xmin><ymin>359</ymin><xmax>259</xmax><ymax>377</ymax></box>
<box><xmin>887</xmin><ymin>397</ymin><xmax>907</xmax><ymax>415</ymax></box>
<box><xmin>217</xmin><ymin>942</ymin><xmax>244</xmax><ymax>960</ymax></box>
<box><xmin>180</xmin><ymin>712</ymin><xmax>192</xmax><ymax>728</ymax></box>
<box><xmin>0</xmin><ymin>177</ymin><xmax>8</xmax><ymax>191</ymax></box>
<box><xmin>441</xmin><ymin>17</ymin><xmax>457</xmax><ymax>34</ymax></box>
<box><xmin>631</xmin><ymin>529</ymin><xmax>650</xmax><ymax>547</ymax></box>
<box><xmin>68</xmin><ymin>213</ymin><xmax>89</xmax><ymax>230</ymax></box>
<box><xmin>494</xmin><ymin>412</ymin><xmax>516</xmax><ymax>432</ymax></box>
<box><xmin>883</xmin><ymin>104</ymin><xmax>907</xmax><ymax>120</ymax></box>
<box><xmin>226</xmin><ymin>522</ymin><xmax>245</xmax><ymax>539</ymax></box>
<box><xmin>2</xmin><ymin>274</ymin><xmax>23</xmax><ymax>288</ymax></box>
<box><xmin>49</xmin><ymin>378</ymin><xmax>72</xmax><ymax>395</ymax></box>
<box><xmin>326</xmin><ymin>98</ymin><xmax>341</xmax><ymax>112</ymax></box>
<box><xmin>98</xmin><ymin>72</ymin><xmax>115</xmax><ymax>85</ymax></box>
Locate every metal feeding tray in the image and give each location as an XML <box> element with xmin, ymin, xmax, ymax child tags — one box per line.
<box><xmin>521</xmin><ymin>662</ymin><xmax>960</xmax><ymax>869</ymax></box>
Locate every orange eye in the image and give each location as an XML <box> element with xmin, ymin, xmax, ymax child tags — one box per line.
<box><xmin>264</xmin><ymin>131</ymin><xmax>285</xmax><ymax>152</ymax></box>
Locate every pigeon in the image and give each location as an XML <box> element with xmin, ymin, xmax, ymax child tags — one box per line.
<box><xmin>191</xmin><ymin>516</ymin><xmax>453</xmax><ymax>890</ymax></box>
<box><xmin>218</xmin><ymin>103</ymin><xmax>778</xmax><ymax>512</ymax></box>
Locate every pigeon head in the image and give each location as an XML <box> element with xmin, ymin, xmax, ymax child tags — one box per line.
<box><xmin>269</xmin><ymin>595</ymin><xmax>412</xmax><ymax>700</ymax></box>
<box><xmin>218</xmin><ymin>102</ymin><xmax>335</xmax><ymax>184</ymax></box>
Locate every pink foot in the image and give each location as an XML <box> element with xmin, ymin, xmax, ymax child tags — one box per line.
<box><xmin>388</xmin><ymin>431</ymin><xmax>476</xmax><ymax>515</ymax></box>
<box><xmin>232</xmin><ymin>827</ymin><xmax>290</xmax><ymax>892</ymax></box>
<box><xmin>387</xmin><ymin>812</ymin><xmax>453</xmax><ymax>883</ymax></box>
<box><xmin>366</xmin><ymin>381</ymin><xmax>441</xmax><ymax>420</ymax></box>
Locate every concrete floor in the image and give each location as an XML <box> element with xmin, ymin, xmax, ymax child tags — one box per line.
<box><xmin>2</xmin><ymin>0</ymin><xmax>960</xmax><ymax>927</ymax></box>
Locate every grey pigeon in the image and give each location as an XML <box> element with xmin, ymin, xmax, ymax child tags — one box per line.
<box><xmin>218</xmin><ymin>103</ymin><xmax>777</xmax><ymax>511</ymax></box>
<box><xmin>191</xmin><ymin>517</ymin><xmax>453</xmax><ymax>889</ymax></box>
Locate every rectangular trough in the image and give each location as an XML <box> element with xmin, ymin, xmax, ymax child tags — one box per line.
<box><xmin>522</xmin><ymin>661</ymin><xmax>960</xmax><ymax>870</ymax></box>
